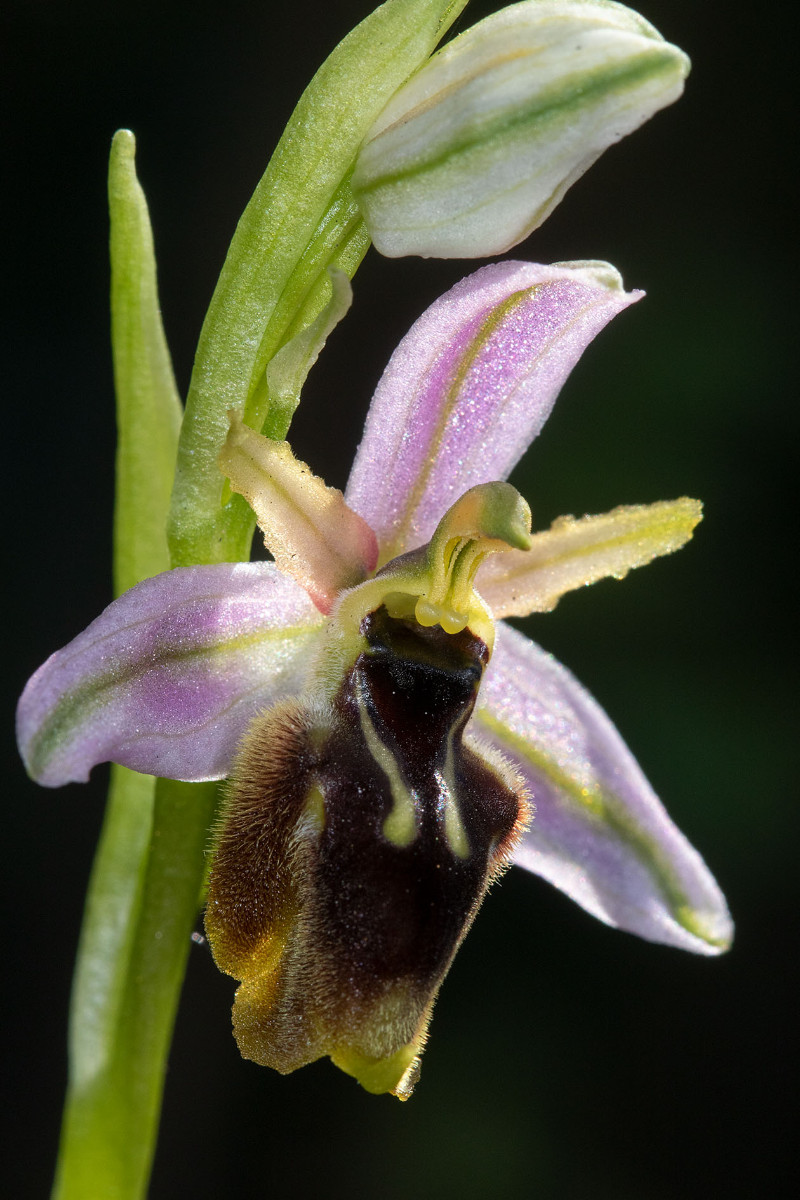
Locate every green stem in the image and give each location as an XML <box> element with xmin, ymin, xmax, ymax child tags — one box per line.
<box><xmin>53</xmin><ymin>766</ymin><xmax>155</xmax><ymax>1199</ymax></box>
<box><xmin>53</xmin><ymin>777</ymin><xmax>218</xmax><ymax>1200</ymax></box>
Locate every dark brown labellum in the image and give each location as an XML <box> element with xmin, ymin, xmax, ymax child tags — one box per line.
<box><xmin>206</xmin><ymin>605</ymin><xmax>529</xmax><ymax>1095</ymax></box>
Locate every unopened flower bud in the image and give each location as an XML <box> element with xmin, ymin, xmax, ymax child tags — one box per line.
<box><xmin>352</xmin><ymin>0</ymin><xmax>690</xmax><ymax>258</ymax></box>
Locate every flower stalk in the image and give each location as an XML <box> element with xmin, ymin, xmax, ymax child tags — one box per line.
<box><xmin>17</xmin><ymin>2</ymin><xmax>729</xmax><ymax>1195</ymax></box>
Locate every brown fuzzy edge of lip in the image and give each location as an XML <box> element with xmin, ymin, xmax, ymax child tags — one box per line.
<box><xmin>204</xmin><ymin>607</ymin><xmax>531</xmax><ymax>1086</ymax></box>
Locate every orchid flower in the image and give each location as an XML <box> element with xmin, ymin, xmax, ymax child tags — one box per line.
<box><xmin>18</xmin><ymin>259</ymin><xmax>732</xmax><ymax>1100</ymax></box>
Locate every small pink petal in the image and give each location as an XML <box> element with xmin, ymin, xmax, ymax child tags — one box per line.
<box><xmin>220</xmin><ymin>414</ymin><xmax>378</xmax><ymax>612</ymax></box>
<box><xmin>346</xmin><ymin>260</ymin><xmax>641</xmax><ymax>561</ymax></box>
<box><xmin>17</xmin><ymin>562</ymin><xmax>325</xmax><ymax>786</ymax></box>
<box><xmin>470</xmin><ymin>622</ymin><xmax>732</xmax><ymax>955</ymax></box>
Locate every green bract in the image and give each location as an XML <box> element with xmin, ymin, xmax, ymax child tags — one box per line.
<box><xmin>352</xmin><ymin>0</ymin><xmax>690</xmax><ymax>257</ymax></box>
<box><xmin>168</xmin><ymin>0</ymin><xmax>470</xmax><ymax>569</ymax></box>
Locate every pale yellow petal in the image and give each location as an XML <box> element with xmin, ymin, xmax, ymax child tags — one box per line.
<box><xmin>219</xmin><ymin>413</ymin><xmax>378</xmax><ymax>612</ymax></box>
<box><xmin>476</xmin><ymin>499</ymin><xmax>702</xmax><ymax>618</ymax></box>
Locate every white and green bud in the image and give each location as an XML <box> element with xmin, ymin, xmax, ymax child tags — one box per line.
<box><xmin>352</xmin><ymin>0</ymin><xmax>690</xmax><ymax>258</ymax></box>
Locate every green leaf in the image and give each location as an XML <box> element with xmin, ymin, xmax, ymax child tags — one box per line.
<box><xmin>52</xmin><ymin>131</ymin><xmax>193</xmax><ymax>1200</ymax></box>
<box><xmin>108</xmin><ymin>129</ymin><xmax>182</xmax><ymax>596</ymax></box>
<box><xmin>167</xmin><ymin>0</ymin><xmax>470</xmax><ymax>569</ymax></box>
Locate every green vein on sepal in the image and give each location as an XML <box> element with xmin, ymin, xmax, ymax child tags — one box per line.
<box><xmin>357</xmin><ymin>51</ymin><xmax>680</xmax><ymax>193</ymax></box>
<box><xmin>26</xmin><ymin>622</ymin><xmax>323</xmax><ymax>784</ymax></box>
<box><xmin>382</xmin><ymin>287</ymin><xmax>533</xmax><ymax>563</ymax></box>
<box><xmin>475</xmin><ymin>709</ymin><xmax>726</xmax><ymax>949</ymax></box>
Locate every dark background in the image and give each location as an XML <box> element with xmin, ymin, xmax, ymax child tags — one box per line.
<box><xmin>3</xmin><ymin>1</ymin><xmax>795</xmax><ymax>1197</ymax></box>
